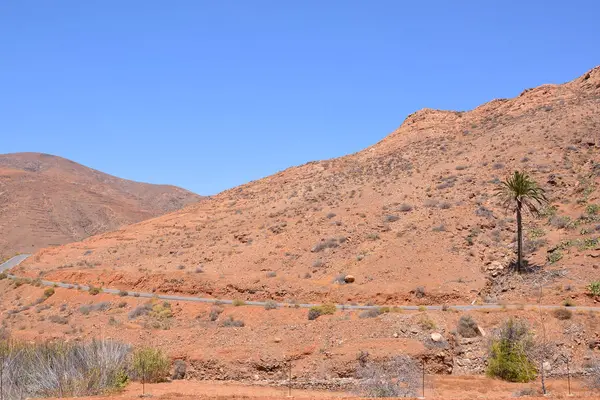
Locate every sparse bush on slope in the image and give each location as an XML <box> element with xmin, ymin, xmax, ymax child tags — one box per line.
<box><xmin>457</xmin><ymin>315</ymin><xmax>479</xmax><ymax>338</ymax></box>
<box><xmin>588</xmin><ymin>359</ymin><xmax>600</xmax><ymax>391</ymax></box>
<box><xmin>308</xmin><ymin>303</ymin><xmax>336</xmax><ymax>320</ymax></box>
<box><xmin>355</xmin><ymin>354</ymin><xmax>420</xmax><ymax>397</ymax></box>
<box><xmin>487</xmin><ymin>318</ymin><xmax>537</xmax><ymax>383</ymax></box>
<box><xmin>588</xmin><ymin>281</ymin><xmax>600</xmax><ymax>297</ymax></box>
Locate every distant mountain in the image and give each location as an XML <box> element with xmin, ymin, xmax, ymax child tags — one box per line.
<box><xmin>0</xmin><ymin>152</ymin><xmax>202</xmax><ymax>257</ymax></box>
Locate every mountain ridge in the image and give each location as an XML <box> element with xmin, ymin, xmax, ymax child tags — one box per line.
<box><xmin>17</xmin><ymin>66</ymin><xmax>600</xmax><ymax>309</ymax></box>
<box><xmin>0</xmin><ymin>152</ymin><xmax>202</xmax><ymax>258</ymax></box>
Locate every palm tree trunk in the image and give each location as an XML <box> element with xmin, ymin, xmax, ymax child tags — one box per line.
<box><xmin>516</xmin><ymin>200</ymin><xmax>523</xmax><ymax>273</ymax></box>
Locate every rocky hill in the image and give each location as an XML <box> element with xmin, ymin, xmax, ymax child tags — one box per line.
<box><xmin>18</xmin><ymin>67</ymin><xmax>600</xmax><ymax>307</ymax></box>
<box><xmin>0</xmin><ymin>152</ymin><xmax>202</xmax><ymax>258</ymax></box>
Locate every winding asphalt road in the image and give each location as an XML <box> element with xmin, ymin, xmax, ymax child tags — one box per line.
<box><xmin>2</xmin><ymin>255</ymin><xmax>600</xmax><ymax>312</ymax></box>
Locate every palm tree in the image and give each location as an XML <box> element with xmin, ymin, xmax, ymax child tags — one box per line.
<box><xmin>496</xmin><ymin>171</ymin><xmax>547</xmax><ymax>273</ymax></box>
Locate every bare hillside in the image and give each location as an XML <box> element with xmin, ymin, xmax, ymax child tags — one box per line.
<box><xmin>18</xmin><ymin>67</ymin><xmax>600</xmax><ymax>307</ymax></box>
<box><xmin>0</xmin><ymin>152</ymin><xmax>202</xmax><ymax>257</ymax></box>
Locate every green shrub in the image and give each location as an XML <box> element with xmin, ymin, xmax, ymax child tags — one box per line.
<box><xmin>586</xmin><ymin>204</ymin><xmax>600</xmax><ymax>215</ymax></box>
<box><xmin>308</xmin><ymin>303</ymin><xmax>336</xmax><ymax>320</ymax></box>
<box><xmin>132</xmin><ymin>347</ymin><xmax>169</xmax><ymax>383</ymax></box>
<box><xmin>89</xmin><ymin>286</ymin><xmax>102</xmax><ymax>295</ymax></box>
<box><xmin>232</xmin><ymin>299</ymin><xmax>246</xmax><ymax>306</ymax></box>
<box><xmin>528</xmin><ymin>228</ymin><xmax>546</xmax><ymax>238</ymax></box>
<box><xmin>487</xmin><ymin>319</ymin><xmax>537</xmax><ymax>382</ymax></box>
<box><xmin>547</xmin><ymin>250</ymin><xmax>563</xmax><ymax>264</ymax></box>
<box><xmin>146</xmin><ymin>301</ymin><xmax>173</xmax><ymax>329</ymax></box>
<box><xmin>0</xmin><ymin>272</ymin><xmax>7</xmax><ymax>280</ymax></box>
<box><xmin>43</xmin><ymin>287</ymin><xmax>55</xmax><ymax>298</ymax></box>
<box><xmin>588</xmin><ymin>281</ymin><xmax>600</xmax><ymax>297</ymax></box>
<box><xmin>13</xmin><ymin>278</ymin><xmax>30</xmax><ymax>288</ymax></box>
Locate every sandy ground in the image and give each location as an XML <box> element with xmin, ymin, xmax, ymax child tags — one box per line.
<box><xmin>43</xmin><ymin>376</ymin><xmax>600</xmax><ymax>399</ymax></box>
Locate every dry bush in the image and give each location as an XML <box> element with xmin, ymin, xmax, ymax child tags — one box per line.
<box><xmin>399</xmin><ymin>203</ymin><xmax>413</xmax><ymax>212</ymax></box>
<box><xmin>549</xmin><ymin>215</ymin><xmax>571</xmax><ymax>229</ymax></box>
<box><xmin>424</xmin><ymin>199</ymin><xmax>439</xmax><ymax>208</ymax></box>
<box><xmin>311</xmin><ymin>238</ymin><xmax>340</xmax><ymax>252</ymax></box>
<box><xmin>439</xmin><ymin>201</ymin><xmax>452</xmax><ymax>209</ymax></box>
<box><xmin>220</xmin><ymin>315</ymin><xmax>245</xmax><ymax>327</ymax></box>
<box><xmin>80</xmin><ymin>302</ymin><xmax>111</xmax><ymax>315</ymax></box>
<box><xmin>48</xmin><ymin>315</ymin><xmax>69</xmax><ymax>325</ymax></box>
<box><xmin>0</xmin><ymin>339</ymin><xmax>130</xmax><ymax>399</ymax></box>
<box><xmin>0</xmin><ymin>327</ymin><xmax>10</xmax><ymax>341</ymax></box>
<box><xmin>128</xmin><ymin>303</ymin><xmax>152</xmax><ymax>319</ymax></box>
<box><xmin>513</xmin><ymin>387</ymin><xmax>537</xmax><ymax>397</ymax></box>
<box><xmin>457</xmin><ymin>315</ymin><xmax>480</xmax><ymax>338</ymax></box>
<box><xmin>552</xmin><ymin>308</ymin><xmax>572</xmax><ymax>320</ymax></box>
<box><xmin>384</xmin><ymin>214</ymin><xmax>400</xmax><ymax>222</ymax></box>
<box><xmin>172</xmin><ymin>359</ymin><xmax>187</xmax><ymax>380</ymax></box>
<box><xmin>209</xmin><ymin>306</ymin><xmax>224</xmax><ymax>321</ymax></box>
<box><xmin>359</xmin><ymin>308</ymin><xmax>382</xmax><ymax>319</ymax></box>
<box><xmin>413</xmin><ymin>286</ymin><xmax>426</xmax><ymax>298</ymax></box>
<box><xmin>264</xmin><ymin>300</ymin><xmax>278</xmax><ymax>310</ymax></box>
<box><xmin>588</xmin><ymin>360</ymin><xmax>600</xmax><ymax>391</ymax></box>
<box><xmin>355</xmin><ymin>355</ymin><xmax>420</xmax><ymax>397</ymax></box>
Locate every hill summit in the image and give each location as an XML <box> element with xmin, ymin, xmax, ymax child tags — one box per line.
<box><xmin>0</xmin><ymin>152</ymin><xmax>201</xmax><ymax>257</ymax></box>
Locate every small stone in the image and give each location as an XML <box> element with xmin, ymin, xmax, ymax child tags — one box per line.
<box><xmin>543</xmin><ymin>361</ymin><xmax>552</xmax><ymax>372</ymax></box>
<box><xmin>344</xmin><ymin>275</ymin><xmax>355</xmax><ymax>283</ymax></box>
<box><xmin>393</xmin><ymin>332</ymin><xmax>399</xmax><ymax>338</ymax></box>
<box><xmin>431</xmin><ymin>332</ymin><xmax>443</xmax><ymax>342</ymax></box>
<box><xmin>477</xmin><ymin>326</ymin><xmax>486</xmax><ymax>337</ymax></box>
<box><xmin>274</xmin><ymin>337</ymin><xmax>282</xmax><ymax>343</ymax></box>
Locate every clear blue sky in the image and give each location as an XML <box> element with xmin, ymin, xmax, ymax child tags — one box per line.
<box><xmin>1</xmin><ymin>1</ymin><xmax>598</xmax><ymax>195</ymax></box>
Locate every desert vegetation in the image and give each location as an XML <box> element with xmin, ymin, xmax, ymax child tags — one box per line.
<box><xmin>496</xmin><ymin>171</ymin><xmax>547</xmax><ymax>272</ymax></box>
<box><xmin>487</xmin><ymin>318</ymin><xmax>537</xmax><ymax>382</ymax></box>
<box><xmin>355</xmin><ymin>353</ymin><xmax>420</xmax><ymax>397</ymax></box>
<box><xmin>1</xmin><ymin>65</ymin><xmax>599</xmax><ymax>399</ymax></box>
<box><xmin>0</xmin><ymin>339</ymin><xmax>125</xmax><ymax>400</ymax></box>
<box><xmin>0</xmin><ymin>337</ymin><xmax>171</xmax><ymax>400</ymax></box>
<box><xmin>308</xmin><ymin>303</ymin><xmax>337</xmax><ymax>320</ymax></box>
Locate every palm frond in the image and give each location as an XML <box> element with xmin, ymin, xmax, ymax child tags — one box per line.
<box><xmin>495</xmin><ymin>171</ymin><xmax>547</xmax><ymax>215</ymax></box>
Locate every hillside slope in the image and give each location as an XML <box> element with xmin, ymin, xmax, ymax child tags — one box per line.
<box><xmin>19</xmin><ymin>67</ymin><xmax>600</xmax><ymax>306</ymax></box>
<box><xmin>0</xmin><ymin>153</ymin><xmax>202</xmax><ymax>257</ymax></box>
